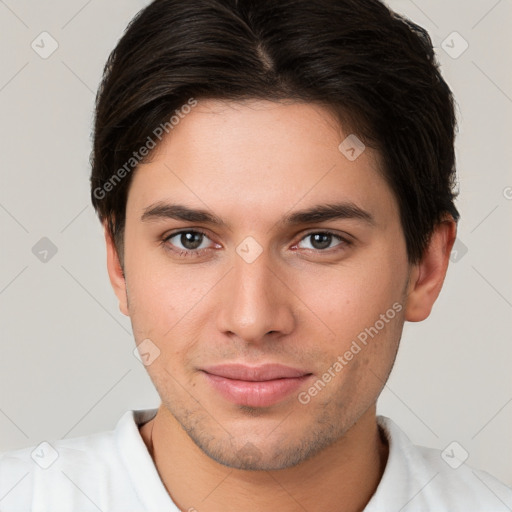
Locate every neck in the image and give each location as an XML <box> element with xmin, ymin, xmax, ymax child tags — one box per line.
<box><xmin>140</xmin><ymin>404</ymin><xmax>388</xmax><ymax>512</ymax></box>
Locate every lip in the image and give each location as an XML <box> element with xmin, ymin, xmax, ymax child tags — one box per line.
<box><xmin>201</xmin><ymin>364</ymin><xmax>313</xmax><ymax>407</ymax></box>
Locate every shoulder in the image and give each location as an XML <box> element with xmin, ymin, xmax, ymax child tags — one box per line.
<box><xmin>414</xmin><ymin>443</ymin><xmax>512</xmax><ymax>510</ymax></box>
<box><xmin>0</xmin><ymin>410</ymin><xmax>145</xmax><ymax>511</ymax></box>
<box><xmin>366</xmin><ymin>416</ymin><xmax>512</xmax><ymax>512</ymax></box>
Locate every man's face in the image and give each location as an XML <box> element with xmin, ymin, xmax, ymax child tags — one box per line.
<box><xmin>118</xmin><ymin>99</ymin><xmax>411</xmax><ymax>470</ymax></box>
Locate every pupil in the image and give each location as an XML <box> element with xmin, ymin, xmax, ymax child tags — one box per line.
<box><xmin>181</xmin><ymin>232</ymin><xmax>203</xmax><ymax>250</ymax></box>
<box><xmin>312</xmin><ymin>233</ymin><xmax>331</xmax><ymax>250</ymax></box>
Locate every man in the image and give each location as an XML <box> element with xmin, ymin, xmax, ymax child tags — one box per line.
<box><xmin>1</xmin><ymin>0</ymin><xmax>511</xmax><ymax>510</ymax></box>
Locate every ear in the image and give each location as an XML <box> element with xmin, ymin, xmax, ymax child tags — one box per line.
<box><xmin>104</xmin><ymin>221</ymin><xmax>129</xmax><ymax>316</ymax></box>
<box><xmin>405</xmin><ymin>218</ymin><xmax>457</xmax><ymax>322</ymax></box>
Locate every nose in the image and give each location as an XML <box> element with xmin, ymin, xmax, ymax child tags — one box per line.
<box><xmin>216</xmin><ymin>248</ymin><xmax>296</xmax><ymax>345</ymax></box>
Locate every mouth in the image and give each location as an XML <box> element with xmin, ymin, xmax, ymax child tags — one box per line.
<box><xmin>200</xmin><ymin>364</ymin><xmax>313</xmax><ymax>408</ymax></box>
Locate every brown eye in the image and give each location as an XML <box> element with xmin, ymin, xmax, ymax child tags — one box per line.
<box><xmin>178</xmin><ymin>232</ymin><xmax>204</xmax><ymax>250</ymax></box>
<box><xmin>297</xmin><ymin>232</ymin><xmax>348</xmax><ymax>251</ymax></box>
<box><xmin>164</xmin><ymin>230</ymin><xmax>212</xmax><ymax>252</ymax></box>
<box><xmin>310</xmin><ymin>233</ymin><xmax>334</xmax><ymax>250</ymax></box>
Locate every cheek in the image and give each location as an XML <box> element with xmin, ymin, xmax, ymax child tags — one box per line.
<box><xmin>302</xmin><ymin>260</ymin><xmax>405</xmax><ymax>342</ymax></box>
<box><xmin>126</xmin><ymin>269</ymin><xmax>177</xmax><ymax>334</ymax></box>
<box><xmin>127</xmin><ymin>268</ymin><xmax>206</xmax><ymax>380</ymax></box>
<box><xmin>125</xmin><ymin>243</ymin><xmax>221</xmax><ymax>352</ymax></box>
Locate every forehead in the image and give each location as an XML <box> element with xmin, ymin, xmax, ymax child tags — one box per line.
<box><xmin>126</xmin><ymin>99</ymin><xmax>398</xmax><ymax>228</ymax></box>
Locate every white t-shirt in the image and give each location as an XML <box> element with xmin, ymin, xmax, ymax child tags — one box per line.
<box><xmin>1</xmin><ymin>409</ymin><xmax>511</xmax><ymax>511</ymax></box>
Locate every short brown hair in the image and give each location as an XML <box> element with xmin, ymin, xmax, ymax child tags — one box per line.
<box><xmin>90</xmin><ymin>0</ymin><xmax>459</xmax><ymax>266</ymax></box>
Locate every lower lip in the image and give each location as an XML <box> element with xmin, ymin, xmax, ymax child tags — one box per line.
<box><xmin>202</xmin><ymin>372</ymin><xmax>311</xmax><ymax>408</ymax></box>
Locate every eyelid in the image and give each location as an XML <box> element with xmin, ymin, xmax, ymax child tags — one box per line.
<box><xmin>163</xmin><ymin>228</ymin><xmax>211</xmax><ymax>241</ymax></box>
<box><xmin>299</xmin><ymin>228</ymin><xmax>354</xmax><ymax>242</ymax></box>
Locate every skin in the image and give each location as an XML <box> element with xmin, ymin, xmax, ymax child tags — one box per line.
<box><xmin>105</xmin><ymin>99</ymin><xmax>456</xmax><ymax>512</ymax></box>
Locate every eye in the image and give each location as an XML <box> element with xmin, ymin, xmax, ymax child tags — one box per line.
<box><xmin>163</xmin><ymin>230</ymin><xmax>214</xmax><ymax>254</ymax></box>
<box><xmin>296</xmin><ymin>231</ymin><xmax>350</xmax><ymax>251</ymax></box>
<box><xmin>162</xmin><ymin>229</ymin><xmax>351</xmax><ymax>258</ymax></box>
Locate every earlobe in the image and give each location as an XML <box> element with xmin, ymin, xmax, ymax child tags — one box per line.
<box><xmin>103</xmin><ymin>222</ymin><xmax>129</xmax><ymax>317</ymax></box>
<box><xmin>404</xmin><ymin>218</ymin><xmax>457</xmax><ymax>322</ymax></box>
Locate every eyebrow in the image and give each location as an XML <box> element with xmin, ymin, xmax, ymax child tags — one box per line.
<box><xmin>140</xmin><ymin>201</ymin><xmax>375</xmax><ymax>227</ymax></box>
<box><xmin>283</xmin><ymin>202</ymin><xmax>374</xmax><ymax>226</ymax></box>
<box><xmin>141</xmin><ymin>202</ymin><xmax>228</xmax><ymax>226</ymax></box>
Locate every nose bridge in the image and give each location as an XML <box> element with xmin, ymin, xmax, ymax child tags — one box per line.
<box><xmin>217</xmin><ymin>245</ymin><xmax>294</xmax><ymax>342</ymax></box>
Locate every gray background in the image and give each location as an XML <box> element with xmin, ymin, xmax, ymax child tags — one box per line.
<box><xmin>1</xmin><ymin>0</ymin><xmax>511</xmax><ymax>486</ymax></box>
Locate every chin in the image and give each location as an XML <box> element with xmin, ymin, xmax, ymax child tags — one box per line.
<box><xmin>186</xmin><ymin>421</ymin><xmax>342</xmax><ymax>471</ymax></box>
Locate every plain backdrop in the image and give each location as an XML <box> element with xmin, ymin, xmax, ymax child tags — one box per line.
<box><xmin>1</xmin><ymin>0</ymin><xmax>511</xmax><ymax>486</ymax></box>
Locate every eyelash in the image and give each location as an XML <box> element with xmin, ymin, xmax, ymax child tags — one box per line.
<box><xmin>161</xmin><ymin>229</ymin><xmax>352</xmax><ymax>258</ymax></box>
